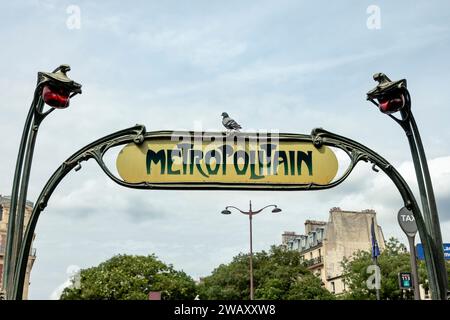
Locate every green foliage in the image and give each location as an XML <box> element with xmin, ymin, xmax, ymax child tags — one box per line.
<box><xmin>61</xmin><ymin>238</ymin><xmax>449</xmax><ymax>301</ymax></box>
<box><xmin>340</xmin><ymin>237</ymin><xmax>450</xmax><ymax>300</ymax></box>
<box><xmin>286</xmin><ymin>274</ymin><xmax>335</xmax><ymax>300</ymax></box>
<box><xmin>198</xmin><ymin>245</ymin><xmax>334</xmax><ymax>300</ymax></box>
<box><xmin>60</xmin><ymin>254</ymin><xmax>197</xmax><ymax>300</ymax></box>
<box><xmin>418</xmin><ymin>259</ymin><xmax>450</xmax><ymax>293</ymax></box>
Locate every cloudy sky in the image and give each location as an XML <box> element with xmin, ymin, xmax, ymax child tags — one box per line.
<box><xmin>1</xmin><ymin>0</ymin><xmax>449</xmax><ymax>299</ymax></box>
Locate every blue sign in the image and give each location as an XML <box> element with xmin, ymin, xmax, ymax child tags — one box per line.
<box><xmin>416</xmin><ymin>243</ymin><xmax>450</xmax><ymax>260</ymax></box>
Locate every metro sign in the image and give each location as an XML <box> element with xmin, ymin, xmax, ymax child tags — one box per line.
<box><xmin>116</xmin><ymin>131</ymin><xmax>339</xmax><ymax>189</ymax></box>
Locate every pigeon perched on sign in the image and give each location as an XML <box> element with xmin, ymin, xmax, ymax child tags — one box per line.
<box><xmin>221</xmin><ymin>112</ymin><xmax>242</xmax><ymax>135</ymax></box>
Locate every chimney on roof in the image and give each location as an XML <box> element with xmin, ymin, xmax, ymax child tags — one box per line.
<box><xmin>282</xmin><ymin>231</ymin><xmax>298</xmax><ymax>245</ymax></box>
<box><xmin>304</xmin><ymin>220</ymin><xmax>327</xmax><ymax>234</ymax></box>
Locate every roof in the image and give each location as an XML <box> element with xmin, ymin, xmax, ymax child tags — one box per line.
<box><xmin>0</xmin><ymin>195</ymin><xmax>34</xmax><ymax>208</ymax></box>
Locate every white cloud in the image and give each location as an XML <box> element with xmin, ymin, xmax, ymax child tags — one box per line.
<box><xmin>49</xmin><ymin>265</ymin><xmax>81</xmax><ymax>300</ymax></box>
<box><xmin>336</xmin><ymin>156</ymin><xmax>450</xmax><ymax>228</ymax></box>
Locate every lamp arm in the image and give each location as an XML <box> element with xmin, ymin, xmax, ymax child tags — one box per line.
<box><xmin>252</xmin><ymin>204</ymin><xmax>278</xmax><ymax>214</ymax></box>
<box><xmin>225</xmin><ymin>206</ymin><xmax>248</xmax><ymax>214</ymax></box>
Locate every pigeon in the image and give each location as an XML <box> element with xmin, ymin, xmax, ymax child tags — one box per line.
<box><xmin>221</xmin><ymin>112</ymin><xmax>242</xmax><ymax>134</ymax></box>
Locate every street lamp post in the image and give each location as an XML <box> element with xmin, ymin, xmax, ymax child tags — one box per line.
<box><xmin>221</xmin><ymin>201</ymin><xmax>282</xmax><ymax>300</ymax></box>
<box><xmin>367</xmin><ymin>73</ymin><xmax>448</xmax><ymax>300</ymax></box>
<box><xmin>1</xmin><ymin>65</ymin><xmax>81</xmax><ymax>299</ymax></box>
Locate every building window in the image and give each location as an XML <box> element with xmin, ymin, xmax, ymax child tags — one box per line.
<box><xmin>0</xmin><ymin>204</ymin><xmax>3</xmax><ymax>221</ymax></box>
<box><xmin>310</xmin><ymin>252</ymin><xmax>313</xmax><ymax>259</ymax></box>
<box><xmin>331</xmin><ymin>281</ymin><xmax>335</xmax><ymax>294</ymax></box>
<box><xmin>318</xmin><ymin>248</ymin><xmax>321</xmax><ymax>257</ymax></box>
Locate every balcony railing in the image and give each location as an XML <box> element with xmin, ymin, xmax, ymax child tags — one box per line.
<box><xmin>303</xmin><ymin>255</ymin><xmax>323</xmax><ymax>267</ymax></box>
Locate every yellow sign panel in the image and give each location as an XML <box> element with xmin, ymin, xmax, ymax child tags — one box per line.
<box><xmin>116</xmin><ymin>134</ymin><xmax>338</xmax><ymax>187</ymax></box>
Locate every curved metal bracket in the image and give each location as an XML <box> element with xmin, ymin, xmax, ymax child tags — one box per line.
<box><xmin>12</xmin><ymin>124</ymin><xmax>145</xmax><ymax>298</ymax></box>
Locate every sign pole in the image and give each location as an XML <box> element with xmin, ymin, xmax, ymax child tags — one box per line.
<box><xmin>407</xmin><ymin>235</ymin><xmax>421</xmax><ymax>300</ymax></box>
<box><xmin>374</xmin><ymin>255</ymin><xmax>380</xmax><ymax>300</ymax></box>
<box><xmin>398</xmin><ymin>207</ymin><xmax>420</xmax><ymax>300</ymax></box>
<box><xmin>370</xmin><ymin>217</ymin><xmax>381</xmax><ymax>300</ymax></box>
<box><xmin>248</xmin><ymin>200</ymin><xmax>254</xmax><ymax>301</ymax></box>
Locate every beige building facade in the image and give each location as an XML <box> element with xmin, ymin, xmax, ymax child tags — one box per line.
<box><xmin>0</xmin><ymin>195</ymin><xmax>36</xmax><ymax>299</ymax></box>
<box><xmin>282</xmin><ymin>207</ymin><xmax>386</xmax><ymax>295</ymax></box>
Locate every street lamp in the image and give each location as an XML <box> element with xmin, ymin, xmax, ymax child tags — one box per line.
<box><xmin>367</xmin><ymin>73</ymin><xmax>448</xmax><ymax>300</ymax></box>
<box><xmin>2</xmin><ymin>65</ymin><xmax>81</xmax><ymax>299</ymax></box>
<box><xmin>221</xmin><ymin>201</ymin><xmax>282</xmax><ymax>300</ymax></box>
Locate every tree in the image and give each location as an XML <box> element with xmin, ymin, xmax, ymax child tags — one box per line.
<box><xmin>198</xmin><ymin>245</ymin><xmax>334</xmax><ymax>300</ymax></box>
<box><xmin>286</xmin><ymin>274</ymin><xmax>334</xmax><ymax>300</ymax></box>
<box><xmin>341</xmin><ymin>237</ymin><xmax>450</xmax><ymax>300</ymax></box>
<box><xmin>60</xmin><ymin>254</ymin><xmax>197</xmax><ymax>300</ymax></box>
<box><xmin>418</xmin><ymin>255</ymin><xmax>450</xmax><ymax>297</ymax></box>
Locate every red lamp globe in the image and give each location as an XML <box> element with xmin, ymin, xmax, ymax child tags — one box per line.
<box><xmin>42</xmin><ymin>85</ymin><xmax>70</xmax><ymax>109</ymax></box>
<box><xmin>378</xmin><ymin>94</ymin><xmax>405</xmax><ymax>114</ymax></box>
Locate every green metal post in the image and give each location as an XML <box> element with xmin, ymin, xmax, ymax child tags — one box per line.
<box><xmin>2</xmin><ymin>96</ymin><xmax>36</xmax><ymax>298</ymax></box>
<box><xmin>2</xmin><ymin>65</ymin><xmax>81</xmax><ymax>300</ymax></box>
<box><xmin>367</xmin><ymin>74</ymin><xmax>448</xmax><ymax>299</ymax></box>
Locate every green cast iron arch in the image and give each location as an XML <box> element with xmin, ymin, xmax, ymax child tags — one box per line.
<box><xmin>12</xmin><ymin>125</ymin><xmax>444</xmax><ymax>299</ymax></box>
